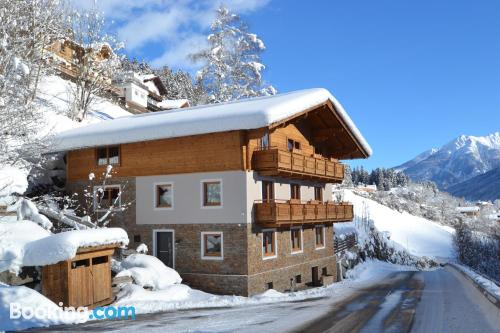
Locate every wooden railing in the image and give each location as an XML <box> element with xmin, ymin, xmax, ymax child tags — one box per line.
<box><xmin>334</xmin><ymin>233</ymin><xmax>357</xmax><ymax>253</ymax></box>
<box><xmin>254</xmin><ymin>200</ymin><xmax>353</xmax><ymax>227</ymax></box>
<box><xmin>252</xmin><ymin>148</ymin><xmax>344</xmax><ymax>182</ymax></box>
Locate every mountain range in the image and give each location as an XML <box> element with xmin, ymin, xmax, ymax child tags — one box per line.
<box><xmin>394</xmin><ymin>132</ymin><xmax>500</xmax><ymax>201</ymax></box>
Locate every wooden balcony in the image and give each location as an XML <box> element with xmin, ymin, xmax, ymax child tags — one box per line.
<box><xmin>252</xmin><ymin>148</ymin><xmax>344</xmax><ymax>183</ymax></box>
<box><xmin>254</xmin><ymin>200</ymin><xmax>353</xmax><ymax>227</ymax></box>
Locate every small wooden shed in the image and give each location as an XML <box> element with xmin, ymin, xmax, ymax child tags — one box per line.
<box><xmin>42</xmin><ymin>244</ymin><xmax>119</xmax><ymax>308</ymax></box>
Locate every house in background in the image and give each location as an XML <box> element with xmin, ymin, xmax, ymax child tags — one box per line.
<box><xmin>113</xmin><ymin>72</ymin><xmax>190</xmax><ymax>114</ymax></box>
<box><xmin>45</xmin><ymin>38</ymin><xmax>113</xmax><ymax>80</ymax></box>
<box><xmin>52</xmin><ymin>88</ymin><xmax>372</xmax><ymax>296</ymax></box>
<box><xmin>456</xmin><ymin>206</ymin><xmax>480</xmax><ymax>217</ymax></box>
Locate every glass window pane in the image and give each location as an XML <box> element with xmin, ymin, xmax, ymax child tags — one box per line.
<box><xmin>108</xmin><ymin>146</ymin><xmax>120</xmax><ymax>165</ymax></box>
<box><xmin>204</xmin><ymin>182</ymin><xmax>221</xmax><ymax>205</ymax></box>
<box><xmin>97</xmin><ymin>147</ymin><xmax>107</xmax><ymax>165</ymax></box>
<box><xmin>205</xmin><ymin>234</ymin><xmax>222</xmax><ymax>256</ymax></box>
<box><xmin>157</xmin><ymin>184</ymin><xmax>172</xmax><ymax>207</ymax></box>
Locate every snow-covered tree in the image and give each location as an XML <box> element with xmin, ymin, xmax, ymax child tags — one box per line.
<box><xmin>190</xmin><ymin>6</ymin><xmax>276</xmax><ymax>103</ymax></box>
<box><xmin>155</xmin><ymin>66</ymin><xmax>208</xmax><ymax>105</ymax></box>
<box><xmin>0</xmin><ymin>0</ymin><xmax>67</xmax><ymax>168</ymax></box>
<box><xmin>66</xmin><ymin>4</ymin><xmax>123</xmax><ymax>121</ymax></box>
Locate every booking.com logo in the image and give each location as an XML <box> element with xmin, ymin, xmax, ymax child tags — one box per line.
<box><xmin>10</xmin><ymin>302</ymin><xmax>136</xmax><ymax>323</ymax></box>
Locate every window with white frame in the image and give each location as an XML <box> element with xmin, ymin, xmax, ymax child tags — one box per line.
<box><xmin>94</xmin><ymin>185</ymin><xmax>121</xmax><ymax>211</ymax></box>
<box><xmin>262</xmin><ymin>229</ymin><xmax>277</xmax><ymax>259</ymax></box>
<box><xmin>315</xmin><ymin>225</ymin><xmax>325</xmax><ymax>249</ymax></box>
<box><xmin>155</xmin><ymin>183</ymin><xmax>173</xmax><ymax>209</ymax></box>
<box><xmin>202</xmin><ymin>180</ymin><xmax>222</xmax><ymax>207</ymax></box>
<box><xmin>201</xmin><ymin>232</ymin><xmax>223</xmax><ymax>259</ymax></box>
<box><xmin>290</xmin><ymin>227</ymin><xmax>303</xmax><ymax>253</ymax></box>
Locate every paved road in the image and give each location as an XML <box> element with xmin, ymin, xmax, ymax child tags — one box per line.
<box><xmin>28</xmin><ymin>266</ymin><xmax>500</xmax><ymax>333</ymax></box>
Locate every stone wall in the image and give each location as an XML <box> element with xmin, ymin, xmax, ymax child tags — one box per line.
<box><xmin>246</xmin><ymin>224</ymin><xmax>337</xmax><ymax>295</ymax></box>
<box><xmin>67</xmin><ymin>177</ymin><xmax>337</xmax><ymax>297</ymax></box>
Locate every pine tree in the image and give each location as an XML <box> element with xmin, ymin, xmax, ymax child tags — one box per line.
<box><xmin>190</xmin><ymin>6</ymin><xmax>276</xmax><ymax>103</ymax></box>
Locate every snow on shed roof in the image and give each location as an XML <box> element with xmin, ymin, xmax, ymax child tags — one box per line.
<box><xmin>51</xmin><ymin>88</ymin><xmax>372</xmax><ymax>157</ymax></box>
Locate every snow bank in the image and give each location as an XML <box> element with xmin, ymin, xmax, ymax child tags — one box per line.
<box><xmin>0</xmin><ymin>166</ymin><xmax>28</xmax><ymax>198</ymax></box>
<box><xmin>343</xmin><ymin>190</ymin><xmax>455</xmax><ymax>260</ymax></box>
<box><xmin>113</xmin><ymin>259</ymin><xmax>413</xmax><ymax>316</ymax></box>
<box><xmin>116</xmin><ymin>254</ymin><xmax>181</xmax><ymax>290</ymax></box>
<box><xmin>452</xmin><ymin>263</ymin><xmax>500</xmax><ymax>299</ymax></box>
<box><xmin>0</xmin><ymin>221</ymin><xmax>128</xmax><ymax>273</ymax></box>
<box><xmin>50</xmin><ymin>88</ymin><xmax>372</xmax><ymax>157</ymax></box>
<box><xmin>0</xmin><ymin>284</ymin><xmax>87</xmax><ymax>331</ymax></box>
<box><xmin>0</xmin><ymin>221</ymin><xmax>51</xmax><ymax>273</ymax></box>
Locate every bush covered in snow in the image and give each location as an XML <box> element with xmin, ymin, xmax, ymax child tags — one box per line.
<box><xmin>116</xmin><ymin>254</ymin><xmax>182</xmax><ymax>290</ymax></box>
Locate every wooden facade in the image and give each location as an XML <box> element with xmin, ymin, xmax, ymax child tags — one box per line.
<box><xmin>254</xmin><ymin>201</ymin><xmax>353</xmax><ymax>227</ymax></box>
<box><xmin>42</xmin><ymin>245</ymin><xmax>116</xmax><ymax>308</ymax></box>
<box><xmin>67</xmin><ymin>131</ymin><xmax>245</xmax><ymax>181</ymax></box>
<box><xmin>67</xmin><ymin>102</ymin><xmax>365</xmax><ymax>183</ymax></box>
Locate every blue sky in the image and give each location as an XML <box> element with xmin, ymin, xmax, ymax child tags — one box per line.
<box><xmin>92</xmin><ymin>0</ymin><xmax>500</xmax><ymax>170</ymax></box>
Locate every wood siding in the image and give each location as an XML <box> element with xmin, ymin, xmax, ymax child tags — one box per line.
<box><xmin>67</xmin><ymin>131</ymin><xmax>245</xmax><ymax>181</ymax></box>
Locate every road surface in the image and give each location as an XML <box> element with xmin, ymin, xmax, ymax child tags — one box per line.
<box><xmin>28</xmin><ymin>265</ymin><xmax>500</xmax><ymax>333</ymax></box>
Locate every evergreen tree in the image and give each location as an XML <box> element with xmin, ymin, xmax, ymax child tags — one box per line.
<box><xmin>190</xmin><ymin>6</ymin><xmax>276</xmax><ymax>103</ymax></box>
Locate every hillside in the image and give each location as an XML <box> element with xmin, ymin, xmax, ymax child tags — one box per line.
<box><xmin>447</xmin><ymin>167</ymin><xmax>500</xmax><ymax>201</ymax></box>
<box><xmin>395</xmin><ymin>132</ymin><xmax>500</xmax><ymax>189</ymax></box>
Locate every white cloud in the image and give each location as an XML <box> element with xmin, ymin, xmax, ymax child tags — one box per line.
<box><xmin>74</xmin><ymin>0</ymin><xmax>271</xmax><ymax>69</ymax></box>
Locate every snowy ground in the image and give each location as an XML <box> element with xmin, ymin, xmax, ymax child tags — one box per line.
<box><xmin>4</xmin><ymin>260</ymin><xmax>412</xmax><ymax>332</ymax></box>
<box><xmin>341</xmin><ymin>189</ymin><xmax>455</xmax><ymax>260</ymax></box>
<box><xmin>28</xmin><ymin>265</ymin><xmax>500</xmax><ymax>333</ymax></box>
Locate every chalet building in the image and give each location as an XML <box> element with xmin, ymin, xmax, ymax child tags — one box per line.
<box><xmin>45</xmin><ymin>38</ymin><xmax>113</xmax><ymax>80</ymax></box>
<box><xmin>113</xmin><ymin>72</ymin><xmax>190</xmax><ymax>114</ymax></box>
<box><xmin>52</xmin><ymin>88</ymin><xmax>372</xmax><ymax>296</ymax></box>
<box><xmin>456</xmin><ymin>206</ymin><xmax>480</xmax><ymax>217</ymax></box>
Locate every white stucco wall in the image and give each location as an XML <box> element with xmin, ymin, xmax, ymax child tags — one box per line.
<box><xmin>136</xmin><ymin>171</ymin><xmax>248</xmax><ymax>225</ymax></box>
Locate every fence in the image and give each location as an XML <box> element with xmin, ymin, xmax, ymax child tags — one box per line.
<box><xmin>334</xmin><ymin>233</ymin><xmax>357</xmax><ymax>253</ymax></box>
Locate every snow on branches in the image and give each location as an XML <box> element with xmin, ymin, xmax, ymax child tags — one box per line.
<box><xmin>190</xmin><ymin>6</ymin><xmax>276</xmax><ymax>103</ymax></box>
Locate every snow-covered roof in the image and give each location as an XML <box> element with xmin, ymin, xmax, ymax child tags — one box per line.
<box><xmin>456</xmin><ymin>206</ymin><xmax>480</xmax><ymax>213</ymax></box>
<box><xmin>50</xmin><ymin>88</ymin><xmax>372</xmax><ymax>157</ymax></box>
<box><xmin>0</xmin><ymin>221</ymin><xmax>129</xmax><ymax>273</ymax></box>
<box><xmin>157</xmin><ymin>99</ymin><xmax>190</xmax><ymax>110</ymax></box>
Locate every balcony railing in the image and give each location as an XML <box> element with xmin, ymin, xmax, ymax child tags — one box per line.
<box><xmin>252</xmin><ymin>148</ymin><xmax>344</xmax><ymax>182</ymax></box>
<box><xmin>254</xmin><ymin>200</ymin><xmax>353</xmax><ymax>227</ymax></box>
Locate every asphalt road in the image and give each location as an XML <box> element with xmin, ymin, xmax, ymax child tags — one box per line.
<box><xmin>27</xmin><ymin>265</ymin><xmax>500</xmax><ymax>333</ymax></box>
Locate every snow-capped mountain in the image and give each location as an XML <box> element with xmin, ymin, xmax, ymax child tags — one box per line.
<box><xmin>394</xmin><ymin>132</ymin><xmax>500</xmax><ymax>190</ymax></box>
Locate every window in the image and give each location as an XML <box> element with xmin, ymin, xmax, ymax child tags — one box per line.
<box><xmin>202</xmin><ymin>180</ymin><xmax>222</xmax><ymax>207</ymax></box>
<box><xmin>155</xmin><ymin>183</ymin><xmax>173</xmax><ymax>209</ymax></box>
<box><xmin>291</xmin><ymin>184</ymin><xmax>301</xmax><ymax>200</ymax></box>
<box><xmin>322</xmin><ymin>267</ymin><xmax>328</xmax><ymax>276</ymax></box>
<box><xmin>96</xmin><ymin>146</ymin><xmax>120</xmax><ymax>166</ymax></box>
<box><xmin>262</xmin><ymin>230</ymin><xmax>277</xmax><ymax>258</ymax></box>
<box><xmin>314</xmin><ymin>187</ymin><xmax>323</xmax><ymax>201</ymax></box>
<box><xmin>94</xmin><ymin>186</ymin><xmax>120</xmax><ymax>210</ymax></box>
<box><xmin>290</xmin><ymin>227</ymin><xmax>303</xmax><ymax>253</ymax></box>
<box><xmin>262</xmin><ymin>181</ymin><xmax>274</xmax><ymax>202</ymax></box>
<box><xmin>287</xmin><ymin>138</ymin><xmax>301</xmax><ymax>151</ymax></box>
<box><xmin>315</xmin><ymin>226</ymin><xmax>325</xmax><ymax>249</ymax></box>
<box><xmin>260</xmin><ymin>132</ymin><xmax>269</xmax><ymax>149</ymax></box>
<box><xmin>295</xmin><ymin>274</ymin><xmax>302</xmax><ymax>284</ymax></box>
<box><xmin>201</xmin><ymin>232</ymin><xmax>223</xmax><ymax>260</ymax></box>
<box><xmin>133</xmin><ymin>235</ymin><xmax>141</xmax><ymax>242</ymax></box>
<box><xmin>267</xmin><ymin>282</ymin><xmax>274</xmax><ymax>290</ymax></box>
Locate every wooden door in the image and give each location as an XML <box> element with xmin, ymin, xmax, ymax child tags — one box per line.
<box><xmin>92</xmin><ymin>255</ymin><xmax>112</xmax><ymax>303</ymax></box>
<box><xmin>312</xmin><ymin>266</ymin><xmax>319</xmax><ymax>286</ymax></box>
<box><xmin>155</xmin><ymin>231</ymin><xmax>174</xmax><ymax>268</ymax></box>
<box><xmin>69</xmin><ymin>259</ymin><xmax>93</xmax><ymax>306</ymax></box>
